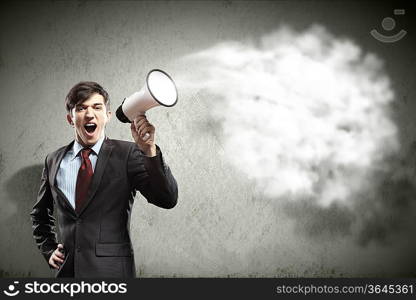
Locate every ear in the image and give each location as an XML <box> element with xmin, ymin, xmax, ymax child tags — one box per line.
<box><xmin>66</xmin><ymin>114</ymin><xmax>74</xmax><ymax>126</ymax></box>
<box><xmin>107</xmin><ymin>110</ymin><xmax>112</xmax><ymax>121</ymax></box>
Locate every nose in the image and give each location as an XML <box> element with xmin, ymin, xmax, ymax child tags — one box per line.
<box><xmin>85</xmin><ymin>107</ymin><xmax>94</xmax><ymax>118</ymax></box>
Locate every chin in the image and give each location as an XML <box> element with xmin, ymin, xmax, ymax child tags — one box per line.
<box><xmin>88</xmin><ymin>137</ymin><xmax>99</xmax><ymax>144</ymax></box>
<box><xmin>79</xmin><ymin>136</ymin><xmax>98</xmax><ymax>147</ymax></box>
<box><xmin>86</xmin><ymin>140</ymin><xmax>97</xmax><ymax>146</ymax></box>
<box><xmin>77</xmin><ymin>129</ymin><xmax>103</xmax><ymax>146</ymax></box>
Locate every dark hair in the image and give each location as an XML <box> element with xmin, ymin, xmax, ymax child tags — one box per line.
<box><xmin>65</xmin><ymin>81</ymin><xmax>110</xmax><ymax>114</ymax></box>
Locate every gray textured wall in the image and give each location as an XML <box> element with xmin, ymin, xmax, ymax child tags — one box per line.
<box><xmin>0</xmin><ymin>0</ymin><xmax>415</xmax><ymax>277</ymax></box>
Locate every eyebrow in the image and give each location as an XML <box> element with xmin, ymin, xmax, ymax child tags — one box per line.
<box><xmin>76</xmin><ymin>103</ymin><xmax>104</xmax><ymax>107</ymax></box>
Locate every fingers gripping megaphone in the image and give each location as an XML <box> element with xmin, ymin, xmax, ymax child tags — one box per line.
<box><xmin>116</xmin><ymin>69</ymin><xmax>178</xmax><ymax>138</ymax></box>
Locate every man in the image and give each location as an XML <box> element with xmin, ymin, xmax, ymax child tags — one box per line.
<box><xmin>30</xmin><ymin>81</ymin><xmax>178</xmax><ymax>278</ymax></box>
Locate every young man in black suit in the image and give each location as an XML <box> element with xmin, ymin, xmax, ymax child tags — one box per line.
<box><xmin>31</xmin><ymin>81</ymin><xmax>178</xmax><ymax>278</ymax></box>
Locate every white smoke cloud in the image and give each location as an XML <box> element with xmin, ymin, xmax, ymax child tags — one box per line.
<box><xmin>178</xmin><ymin>25</ymin><xmax>399</xmax><ymax>207</ymax></box>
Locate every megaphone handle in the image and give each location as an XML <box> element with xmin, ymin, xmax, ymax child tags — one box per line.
<box><xmin>134</xmin><ymin>112</ymin><xmax>151</xmax><ymax>141</ymax></box>
<box><xmin>143</xmin><ymin>133</ymin><xmax>150</xmax><ymax>141</ymax></box>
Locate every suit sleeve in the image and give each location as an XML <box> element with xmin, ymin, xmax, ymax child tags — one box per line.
<box><xmin>127</xmin><ymin>143</ymin><xmax>178</xmax><ymax>209</ymax></box>
<box><xmin>30</xmin><ymin>155</ymin><xmax>58</xmax><ymax>265</ymax></box>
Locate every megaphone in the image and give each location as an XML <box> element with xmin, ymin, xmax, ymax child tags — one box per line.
<box><xmin>116</xmin><ymin>69</ymin><xmax>178</xmax><ymax>123</ymax></box>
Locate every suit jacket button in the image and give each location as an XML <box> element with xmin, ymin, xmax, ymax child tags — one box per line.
<box><xmin>76</xmin><ymin>246</ymin><xmax>81</xmax><ymax>252</ymax></box>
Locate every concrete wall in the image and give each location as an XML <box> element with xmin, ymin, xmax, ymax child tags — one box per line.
<box><xmin>0</xmin><ymin>0</ymin><xmax>415</xmax><ymax>277</ymax></box>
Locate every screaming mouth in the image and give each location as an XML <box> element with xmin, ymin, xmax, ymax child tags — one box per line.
<box><xmin>84</xmin><ymin>123</ymin><xmax>97</xmax><ymax>133</ymax></box>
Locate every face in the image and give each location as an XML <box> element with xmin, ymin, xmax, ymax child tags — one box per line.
<box><xmin>66</xmin><ymin>93</ymin><xmax>111</xmax><ymax>147</ymax></box>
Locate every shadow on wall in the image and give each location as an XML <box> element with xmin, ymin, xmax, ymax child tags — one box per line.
<box><xmin>3</xmin><ymin>164</ymin><xmax>53</xmax><ymax>277</ymax></box>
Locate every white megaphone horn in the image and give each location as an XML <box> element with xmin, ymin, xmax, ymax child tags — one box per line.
<box><xmin>116</xmin><ymin>69</ymin><xmax>178</xmax><ymax>124</ymax></box>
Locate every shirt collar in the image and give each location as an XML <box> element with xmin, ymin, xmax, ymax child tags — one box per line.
<box><xmin>70</xmin><ymin>135</ymin><xmax>106</xmax><ymax>160</ymax></box>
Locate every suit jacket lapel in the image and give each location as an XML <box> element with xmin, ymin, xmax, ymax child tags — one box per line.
<box><xmin>78</xmin><ymin>137</ymin><xmax>114</xmax><ymax>216</ymax></box>
<box><xmin>51</xmin><ymin>141</ymin><xmax>77</xmax><ymax>216</ymax></box>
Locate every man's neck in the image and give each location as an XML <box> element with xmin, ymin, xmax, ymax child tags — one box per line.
<box><xmin>74</xmin><ymin>135</ymin><xmax>106</xmax><ymax>155</ymax></box>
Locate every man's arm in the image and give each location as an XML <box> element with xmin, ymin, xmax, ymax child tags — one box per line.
<box><xmin>30</xmin><ymin>156</ymin><xmax>59</xmax><ymax>265</ymax></box>
<box><xmin>128</xmin><ymin>144</ymin><xmax>178</xmax><ymax>209</ymax></box>
<box><xmin>128</xmin><ymin>115</ymin><xmax>178</xmax><ymax>209</ymax></box>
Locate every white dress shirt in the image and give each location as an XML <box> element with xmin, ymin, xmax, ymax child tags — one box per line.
<box><xmin>56</xmin><ymin>135</ymin><xmax>105</xmax><ymax>209</ymax></box>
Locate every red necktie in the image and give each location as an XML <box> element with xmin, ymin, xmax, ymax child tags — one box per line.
<box><xmin>75</xmin><ymin>148</ymin><xmax>93</xmax><ymax>213</ymax></box>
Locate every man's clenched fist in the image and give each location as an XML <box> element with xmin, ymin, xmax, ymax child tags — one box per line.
<box><xmin>130</xmin><ymin>115</ymin><xmax>156</xmax><ymax>157</ymax></box>
<box><xmin>49</xmin><ymin>244</ymin><xmax>65</xmax><ymax>269</ymax></box>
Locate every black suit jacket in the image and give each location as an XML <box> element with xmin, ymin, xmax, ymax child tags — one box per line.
<box><xmin>30</xmin><ymin>137</ymin><xmax>178</xmax><ymax>278</ymax></box>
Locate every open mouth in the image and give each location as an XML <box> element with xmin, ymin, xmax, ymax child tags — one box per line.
<box><xmin>84</xmin><ymin>123</ymin><xmax>97</xmax><ymax>134</ymax></box>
